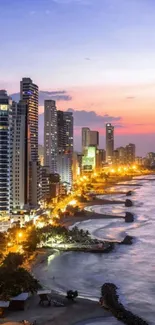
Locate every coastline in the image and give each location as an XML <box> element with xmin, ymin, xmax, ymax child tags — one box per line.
<box><xmin>16</xmin><ymin>174</ymin><xmax>147</xmax><ymax>325</ymax></box>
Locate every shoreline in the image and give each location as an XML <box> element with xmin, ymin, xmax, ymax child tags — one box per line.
<box><xmin>10</xmin><ymin>174</ymin><xmax>146</xmax><ymax>325</ymax></box>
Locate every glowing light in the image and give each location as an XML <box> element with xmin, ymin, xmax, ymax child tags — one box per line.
<box><xmin>18</xmin><ymin>232</ymin><xmax>23</xmax><ymax>238</ymax></box>
<box><xmin>69</xmin><ymin>199</ymin><xmax>77</xmax><ymax>206</ymax></box>
<box><xmin>111</xmin><ymin>169</ymin><xmax>115</xmax><ymax>173</ymax></box>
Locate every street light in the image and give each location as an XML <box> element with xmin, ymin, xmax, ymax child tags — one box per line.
<box><xmin>17</xmin><ymin>232</ymin><xmax>23</xmax><ymax>245</ymax></box>
<box><xmin>18</xmin><ymin>232</ymin><xmax>23</xmax><ymax>238</ymax></box>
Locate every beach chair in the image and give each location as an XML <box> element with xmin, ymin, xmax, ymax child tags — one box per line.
<box><xmin>39</xmin><ymin>294</ymin><xmax>52</xmax><ymax>306</ymax></box>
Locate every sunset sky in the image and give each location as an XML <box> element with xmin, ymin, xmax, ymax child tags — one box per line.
<box><xmin>1</xmin><ymin>0</ymin><xmax>155</xmax><ymax>155</ymax></box>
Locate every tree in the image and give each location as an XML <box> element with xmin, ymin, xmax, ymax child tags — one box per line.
<box><xmin>0</xmin><ymin>266</ymin><xmax>41</xmax><ymax>300</ymax></box>
<box><xmin>3</xmin><ymin>253</ymin><xmax>24</xmax><ymax>270</ymax></box>
<box><xmin>23</xmin><ymin>228</ymin><xmax>41</xmax><ymax>253</ymax></box>
<box><xmin>0</xmin><ymin>232</ymin><xmax>7</xmax><ymax>254</ymax></box>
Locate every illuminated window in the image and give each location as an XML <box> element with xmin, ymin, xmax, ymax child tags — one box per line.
<box><xmin>0</xmin><ymin>105</ymin><xmax>8</xmax><ymax>110</ymax></box>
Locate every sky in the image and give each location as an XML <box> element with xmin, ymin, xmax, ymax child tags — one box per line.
<box><xmin>1</xmin><ymin>0</ymin><xmax>155</xmax><ymax>155</ymax></box>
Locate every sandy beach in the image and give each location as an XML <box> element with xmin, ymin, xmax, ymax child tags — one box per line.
<box><xmin>0</xmin><ymin>175</ymin><xmax>140</xmax><ymax>325</ymax></box>
<box><xmin>0</xmin><ymin>293</ymin><xmax>111</xmax><ymax>325</ymax></box>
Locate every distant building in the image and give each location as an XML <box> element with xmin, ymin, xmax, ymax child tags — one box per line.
<box><xmin>44</xmin><ymin>102</ymin><xmax>73</xmax><ymax>190</ymax></box>
<box><xmin>106</xmin><ymin>123</ymin><xmax>114</xmax><ymax>163</ymax></box>
<box><xmin>96</xmin><ymin>149</ymin><xmax>106</xmax><ymax>170</ymax></box>
<box><xmin>57</xmin><ymin>111</ymin><xmax>73</xmax><ymax>189</ymax></box>
<box><xmin>135</xmin><ymin>156</ymin><xmax>143</xmax><ymax>166</ymax></box>
<box><xmin>0</xmin><ymin>90</ymin><xmax>13</xmax><ymax>214</ymax></box>
<box><xmin>125</xmin><ymin>143</ymin><xmax>136</xmax><ymax>164</ymax></box>
<box><xmin>49</xmin><ymin>173</ymin><xmax>60</xmax><ymax>201</ymax></box>
<box><xmin>40</xmin><ymin>166</ymin><xmax>50</xmax><ymax>202</ymax></box>
<box><xmin>20</xmin><ymin>77</ymin><xmax>39</xmax><ymax>207</ymax></box>
<box><xmin>82</xmin><ymin>128</ymin><xmax>90</xmax><ymax>153</ymax></box>
<box><xmin>82</xmin><ymin>146</ymin><xmax>96</xmax><ymax>173</ymax></box>
<box><xmin>90</xmin><ymin>131</ymin><xmax>99</xmax><ymax>147</ymax></box>
<box><xmin>113</xmin><ymin>150</ymin><xmax>119</xmax><ymax>165</ymax></box>
<box><xmin>73</xmin><ymin>152</ymin><xmax>83</xmax><ymax>180</ymax></box>
<box><xmin>38</xmin><ymin>145</ymin><xmax>44</xmax><ymax>166</ymax></box>
<box><xmin>44</xmin><ymin>100</ymin><xmax>57</xmax><ymax>173</ymax></box>
<box><xmin>82</xmin><ymin>128</ymin><xmax>99</xmax><ymax>156</ymax></box>
<box><xmin>116</xmin><ymin>147</ymin><xmax>126</xmax><ymax>165</ymax></box>
<box><xmin>12</xmin><ymin>100</ymin><xmax>27</xmax><ymax>210</ymax></box>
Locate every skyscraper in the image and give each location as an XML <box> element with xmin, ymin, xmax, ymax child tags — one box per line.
<box><xmin>96</xmin><ymin>149</ymin><xmax>106</xmax><ymax>170</ymax></box>
<box><xmin>57</xmin><ymin>111</ymin><xmax>73</xmax><ymax>188</ymax></box>
<box><xmin>125</xmin><ymin>143</ymin><xmax>136</xmax><ymax>164</ymax></box>
<box><xmin>20</xmin><ymin>78</ymin><xmax>39</xmax><ymax>206</ymax></box>
<box><xmin>12</xmin><ymin>100</ymin><xmax>27</xmax><ymax>209</ymax></box>
<box><xmin>82</xmin><ymin>128</ymin><xmax>99</xmax><ymax>154</ymax></box>
<box><xmin>90</xmin><ymin>130</ymin><xmax>99</xmax><ymax>147</ymax></box>
<box><xmin>82</xmin><ymin>127</ymin><xmax>90</xmax><ymax>153</ymax></box>
<box><xmin>106</xmin><ymin>123</ymin><xmax>114</xmax><ymax>163</ymax></box>
<box><xmin>0</xmin><ymin>90</ymin><xmax>13</xmax><ymax>214</ymax></box>
<box><xmin>44</xmin><ymin>100</ymin><xmax>57</xmax><ymax>173</ymax></box>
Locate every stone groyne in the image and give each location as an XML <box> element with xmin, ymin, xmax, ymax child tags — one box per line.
<box><xmin>100</xmin><ymin>283</ymin><xmax>149</xmax><ymax>325</ymax></box>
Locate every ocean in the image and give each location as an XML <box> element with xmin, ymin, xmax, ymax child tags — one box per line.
<box><xmin>35</xmin><ymin>175</ymin><xmax>155</xmax><ymax>325</ymax></box>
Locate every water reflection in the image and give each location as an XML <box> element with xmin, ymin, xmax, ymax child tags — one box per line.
<box><xmin>34</xmin><ymin>176</ymin><xmax>155</xmax><ymax>325</ymax></box>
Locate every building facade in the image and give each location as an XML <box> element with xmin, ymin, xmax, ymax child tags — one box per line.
<box><xmin>20</xmin><ymin>78</ymin><xmax>39</xmax><ymax>207</ymax></box>
<box><xmin>96</xmin><ymin>149</ymin><xmax>106</xmax><ymax>170</ymax></box>
<box><xmin>44</xmin><ymin>100</ymin><xmax>57</xmax><ymax>173</ymax></box>
<box><xmin>90</xmin><ymin>131</ymin><xmax>99</xmax><ymax>147</ymax></box>
<box><xmin>57</xmin><ymin>111</ymin><xmax>73</xmax><ymax>189</ymax></box>
<box><xmin>0</xmin><ymin>90</ymin><xmax>13</xmax><ymax>214</ymax></box>
<box><xmin>82</xmin><ymin>127</ymin><xmax>90</xmax><ymax>153</ymax></box>
<box><xmin>12</xmin><ymin>100</ymin><xmax>27</xmax><ymax>209</ymax></box>
<box><xmin>39</xmin><ymin>144</ymin><xmax>44</xmax><ymax>166</ymax></box>
<box><xmin>125</xmin><ymin>143</ymin><xmax>136</xmax><ymax>164</ymax></box>
<box><xmin>106</xmin><ymin>123</ymin><xmax>114</xmax><ymax>163</ymax></box>
<box><xmin>82</xmin><ymin>128</ymin><xmax>99</xmax><ymax>154</ymax></box>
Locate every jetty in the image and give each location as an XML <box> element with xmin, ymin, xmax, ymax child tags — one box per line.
<box><xmin>100</xmin><ymin>283</ymin><xmax>149</xmax><ymax>325</ymax></box>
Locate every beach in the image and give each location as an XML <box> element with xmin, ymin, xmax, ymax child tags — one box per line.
<box><xmin>33</xmin><ymin>175</ymin><xmax>155</xmax><ymax>324</ymax></box>
<box><xmin>2</xmin><ymin>174</ymin><xmax>155</xmax><ymax>325</ymax></box>
<box><xmin>0</xmin><ymin>292</ymin><xmax>111</xmax><ymax>325</ymax></box>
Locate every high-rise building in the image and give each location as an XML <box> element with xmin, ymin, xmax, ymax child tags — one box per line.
<box><xmin>106</xmin><ymin>123</ymin><xmax>114</xmax><ymax>163</ymax></box>
<box><xmin>116</xmin><ymin>147</ymin><xmax>126</xmax><ymax>165</ymax></box>
<box><xmin>40</xmin><ymin>166</ymin><xmax>50</xmax><ymax>202</ymax></box>
<box><xmin>12</xmin><ymin>100</ymin><xmax>27</xmax><ymax>209</ymax></box>
<box><xmin>57</xmin><ymin>111</ymin><xmax>73</xmax><ymax>188</ymax></box>
<box><xmin>96</xmin><ymin>149</ymin><xmax>106</xmax><ymax>170</ymax></box>
<box><xmin>73</xmin><ymin>152</ymin><xmax>83</xmax><ymax>180</ymax></box>
<box><xmin>113</xmin><ymin>150</ymin><xmax>119</xmax><ymax>165</ymax></box>
<box><xmin>125</xmin><ymin>143</ymin><xmax>135</xmax><ymax>164</ymax></box>
<box><xmin>38</xmin><ymin>144</ymin><xmax>44</xmax><ymax>166</ymax></box>
<box><xmin>82</xmin><ymin>128</ymin><xmax>99</xmax><ymax>154</ymax></box>
<box><xmin>82</xmin><ymin>127</ymin><xmax>90</xmax><ymax>153</ymax></box>
<box><xmin>44</xmin><ymin>100</ymin><xmax>57</xmax><ymax>173</ymax></box>
<box><xmin>0</xmin><ymin>90</ymin><xmax>13</xmax><ymax>214</ymax></box>
<box><xmin>90</xmin><ymin>131</ymin><xmax>99</xmax><ymax>147</ymax></box>
<box><xmin>82</xmin><ymin>146</ymin><xmax>96</xmax><ymax>173</ymax></box>
<box><xmin>20</xmin><ymin>78</ymin><xmax>39</xmax><ymax>206</ymax></box>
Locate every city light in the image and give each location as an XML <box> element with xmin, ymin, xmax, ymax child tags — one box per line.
<box><xmin>69</xmin><ymin>199</ymin><xmax>77</xmax><ymax>206</ymax></box>
<box><xmin>18</xmin><ymin>232</ymin><xmax>23</xmax><ymax>238</ymax></box>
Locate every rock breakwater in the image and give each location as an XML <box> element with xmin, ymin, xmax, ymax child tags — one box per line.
<box><xmin>100</xmin><ymin>283</ymin><xmax>149</xmax><ymax>325</ymax></box>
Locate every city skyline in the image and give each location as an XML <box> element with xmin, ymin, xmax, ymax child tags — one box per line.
<box><xmin>1</xmin><ymin>0</ymin><xmax>155</xmax><ymax>154</ymax></box>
